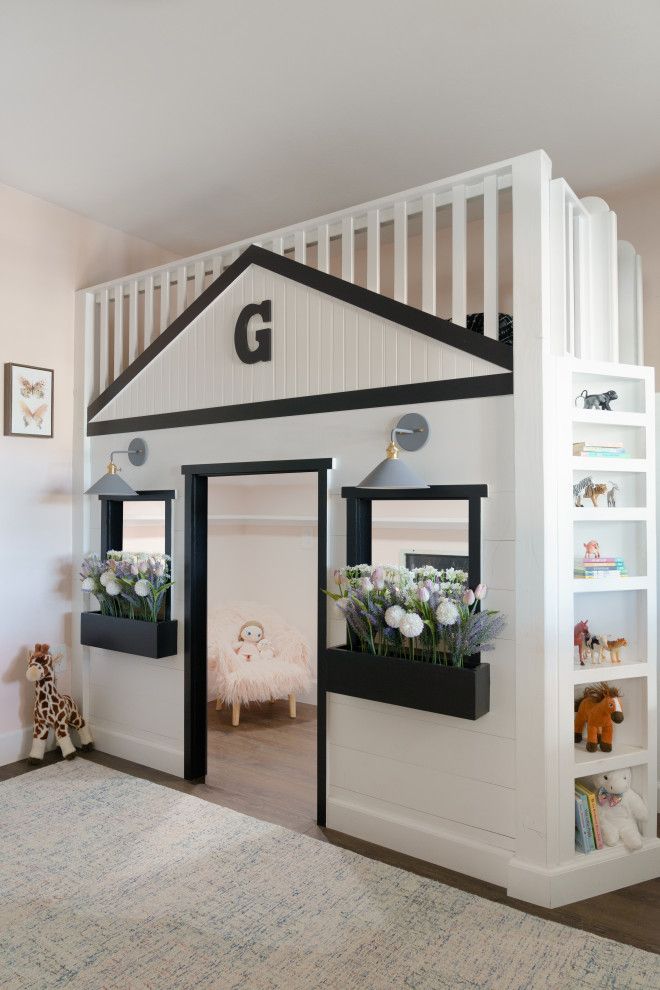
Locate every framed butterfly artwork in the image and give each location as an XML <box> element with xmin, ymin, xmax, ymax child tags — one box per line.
<box><xmin>4</xmin><ymin>363</ymin><xmax>54</xmax><ymax>438</ymax></box>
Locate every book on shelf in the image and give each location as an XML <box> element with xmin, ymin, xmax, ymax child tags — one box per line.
<box><xmin>575</xmin><ymin>781</ymin><xmax>604</xmax><ymax>850</ymax></box>
<box><xmin>574</xmin><ymin>556</ymin><xmax>626</xmax><ymax>578</ymax></box>
<box><xmin>575</xmin><ymin>791</ymin><xmax>596</xmax><ymax>853</ymax></box>
<box><xmin>574</xmin><ymin>441</ymin><xmax>624</xmax><ymax>451</ymax></box>
<box><xmin>573</xmin><ymin>441</ymin><xmax>628</xmax><ymax>458</ymax></box>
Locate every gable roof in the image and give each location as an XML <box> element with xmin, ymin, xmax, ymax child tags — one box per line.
<box><xmin>88</xmin><ymin>245</ymin><xmax>513</xmax><ymax>427</ymax></box>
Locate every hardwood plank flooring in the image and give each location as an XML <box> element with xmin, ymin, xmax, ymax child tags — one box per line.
<box><xmin>2</xmin><ymin>703</ymin><xmax>658</xmax><ymax>955</ymax></box>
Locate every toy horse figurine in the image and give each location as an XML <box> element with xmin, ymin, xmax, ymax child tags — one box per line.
<box><xmin>573</xmin><ymin>619</ymin><xmax>590</xmax><ymax>665</ymax></box>
<box><xmin>574</xmin><ymin>682</ymin><xmax>623</xmax><ymax>753</ymax></box>
<box><xmin>25</xmin><ymin>643</ymin><xmax>94</xmax><ymax>763</ymax></box>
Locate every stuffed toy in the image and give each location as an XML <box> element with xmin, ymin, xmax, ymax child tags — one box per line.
<box><xmin>25</xmin><ymin>643</ymin><xmax>94</xmax><ymax>763</ymax></box>
<box><xmin>233</xmin><ymin>621</ymin><xmax>275</xmax><ymax>662</ymax></box>
<box><xmin>588</xmin><ymin>768</ymin><xmax>648</xmax><ymax>851</ymax></box>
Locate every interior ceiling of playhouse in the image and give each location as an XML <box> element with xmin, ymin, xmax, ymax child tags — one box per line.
<box><xmin>0</xmin><ymin>0</ymin><xmax>657</xmax><ymax>256</ymax></box>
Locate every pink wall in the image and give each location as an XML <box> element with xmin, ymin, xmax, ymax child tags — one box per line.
<box><xmin>0</xmin><ymin>182</ymin><xmax>177</xmax><ymax>753</ymax></box>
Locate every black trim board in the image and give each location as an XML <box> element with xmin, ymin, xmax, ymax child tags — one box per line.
<box><xmin>88</xmin><ymin>244</ymin><xmax>513</xmax><ymax>425</ymax></box>
<box><xmin>183</xmin><ymin>457</ymin><xmax>330</xmax><ymax>827</ymax></box>
<box><xmin>88</xmin><ymin>372</ymin><xmax>514</xmax><ymax>436</ymax></box>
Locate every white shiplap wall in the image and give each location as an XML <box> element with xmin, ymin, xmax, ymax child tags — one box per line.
<box><xmin>91</xmin><ymin>265</ymin><xmax>503</xmax><ymax>425</ymax></box>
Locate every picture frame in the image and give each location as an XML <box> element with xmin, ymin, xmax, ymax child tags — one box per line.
<box><xmin>4</xmin><ymin>363</ymin><xmax>54</xmax><ymax>438</ymax></box>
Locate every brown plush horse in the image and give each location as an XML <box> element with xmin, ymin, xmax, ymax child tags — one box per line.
<box><xmin>574</xmin><ymin>682</ymin><xmax>623</xmax><ymax>753</ymax></box>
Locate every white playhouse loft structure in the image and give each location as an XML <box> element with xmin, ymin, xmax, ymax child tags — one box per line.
<box><xmin>74</xmin><ymin>150</ymin><xmax>657</xmax><ymax>907</ymax></box>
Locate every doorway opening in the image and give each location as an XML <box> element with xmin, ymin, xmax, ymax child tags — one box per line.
<box><xmin>183</xmin><ymin>458</ymin><xmax>331</xmax><ymax>826</ymax></box>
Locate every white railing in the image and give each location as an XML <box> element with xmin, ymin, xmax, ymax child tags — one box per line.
<box><xmin>82</xmin><ymin>156</ymin><xmax>519</xmax><ymax>398</ymax></box>
<box><xmin>80</xmin><ymin>150</ymin><xmax>644</xmax><ymax>400</ymax></box>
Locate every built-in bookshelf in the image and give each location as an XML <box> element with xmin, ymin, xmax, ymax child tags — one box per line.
<box><xmin>557</xmin><ymin>358</ymin><xmax>658</xmax><ymax>885</ymax></box>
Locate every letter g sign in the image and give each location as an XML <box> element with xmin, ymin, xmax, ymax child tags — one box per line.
<box><xmin>234</xmin><ymin>300</ymin><xmax>272</xmax><ymax>364</ymax></box>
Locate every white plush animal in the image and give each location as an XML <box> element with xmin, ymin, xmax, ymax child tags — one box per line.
<box><xmin>589</xmin><ymin>768</ymin><xmax>647</xmax><ymax>851</ymax></box>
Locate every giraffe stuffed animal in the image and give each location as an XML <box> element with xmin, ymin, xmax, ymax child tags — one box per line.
<box><xmin>25</xmin><ymin>643</ymin><xmax>94</xmax><ymax>763</ymax></box>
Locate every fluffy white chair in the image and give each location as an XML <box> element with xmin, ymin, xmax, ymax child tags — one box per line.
<box><xmin>208</xmin><ymin>601</ymin><xmax>312</xmax><ymax>726</ymax></box>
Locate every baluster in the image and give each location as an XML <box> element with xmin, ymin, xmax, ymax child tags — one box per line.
<box><xmin>212</xmin><ymin>255</ymin><xmax>222</xmax><ymax>280</ymax></box>
<box><xmin>160</xmin><ymin>270</ymin><xmax>171</xmax><ymax>334</ymax></box>
<box><xmin>422</xmin><ymin>193</ymin><xmax>436</xmax><ymax>314</ymax></box>
<box><xmin>99</xmin><ymin>289</ymin><xmax>110</xmax><ymax>391</ymax></box>
<box><xmin>113</xmin><ymin>284</ymin><xmax>124</xmax><ymax>379</ymax></box>
<box><xmin>483</xmin><ymin>175</ymin><xmax>499</xmax><ymax>339</ymax></box>
<box><xmin>394</xmin><ymin>200</ymin><xmax>407</xmax><ymax>303</ymax></box>
<box><xmin>367</xmin><ymin>209</ymin><xmax>380</xmax><ymax>293</ymax></box>
<box><xmin>194</xmin><ymin>260</ymin><xmax>205</xmax><ymax>299</ymax></box>
<box><xmin>128</xmin><ymin>281</ymin><xmax>139</xmax><ymax>363</ymax></box>
<box><xmin>176</xmin><ymin>265</ymin><xmax>188</xmax><ymax>316</ymax></box>
<box><xmin>271</xmin><ymin>237</ymin><xmax>284</xmax><ymax>256</ymax></box>
<box><xmin>317</xmin><ymin>223</ymin><xmax>330</xmax><ymax>273</ymax></box>
<box><xmin>144</xmin><ymin>275</ymin><xmax>155</xmax><ymax>347</ymax></box>
<box><xmin>341</xmin><ymin>216</ymin><xmax>354</xmax><ymax>282</ymax></box>
<box><xmin>294</xmin><ymin>230</ymin><xmax>306</xmax><ymax>264</ymax></box>
<box><xmin>451</xmin><ymin>184</ymin><xmax>467</xmax><ymax>326</ymax></box>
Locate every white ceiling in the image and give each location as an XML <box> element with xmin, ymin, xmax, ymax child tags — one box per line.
<box><xmin>0</xmin><ymin>1</ymin><xmax>658</xmax><ymax>256</ymax></box>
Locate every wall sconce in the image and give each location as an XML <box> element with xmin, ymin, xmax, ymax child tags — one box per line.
<box><xmin>84</xmin><ymin>438</ymin><xmax>148</xmax><ymax>497</ymax></box>
<box><xmin>357</xmin><ymin>413</ymin><xmax>429</xmax><ymax>489</ymax></box>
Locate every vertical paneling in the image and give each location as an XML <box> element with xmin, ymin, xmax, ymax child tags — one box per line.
<box><xmin>332</xmin><ymin>306</ymin><xmax>345</xmax><ymax>392</ymax></box>
<box><xmin>451</xmin><ymin>184</ymin><xmax>467</xmax><ymax>326</ymax></box>
<box><xmin>295</xmin><ymin>286</ymin><xmax>309</xmax><ymax>395</ymax></box>
<box><xmin>144</xmin><ymin>275</ymin><xmax>155</xmax><ymax>348</ymax></box>
<box><xmin>99</xmin><ymin>288</ymin><xmax>110</xmax><ymax>391</ymax></box>
<box><xmin>341</xmin><ymin>216</ymin><xmax>354</xmax><ymax>283</ymax></box>
<box><xmin>566</xmin><ymin>202</ymin><xmax>575</xmax><ymax>355</ymax></box>
<box><xmin>635</xmin><ymin>255</ymin><xmax>644</xmax><ymax>365</ymax></box>
<box><xmin>357</xmin><ymin>313</ymin><xmax>371</xmax><ymax>390</ymax></box>
<box><xmin>344</xmin><ymin>309</ymin><xmax>358</xmax><ymax>391</ymax></box>
<box><xmin>177</xmin><ymin>265</ymin><xmax>188</xmax><ymax>316</ymax></box>
<box><xmin>421</xmin><ymin>193</ymin><xmax>436</xmax><ymax>315</ymax></box>
<box><xmin>294</xmin><ymin>230</ymin><xmax>307</xmax><ymax>265</ymax></box>
<box><xmin>317</xmin><ymin>223</ymin><xmax>330</xmax><ymax>274</ymax></box>
<box><xmin>574</xmin><ymin>213</ymin><xmax>589</xmax><ymax>359</ymax></box>
<box><xmin>393</xmin><ymin>200</ymin><xmax>407</xmax><ymax>304</ymax></box>
<box><xmin>128</xmin><ymin>280</ymin><xmax>139</xmax><ymax>364</ymax></box>
<box><xmin>367</xmin><ymin>209</ymin><xmax>380</xmax><ymax>293</ymax></box>
<box><xmin>483</xmin><ymin>174</ymin><xmax>499</xmax><ymax>339</ymax></box>
<box><xmin>308</xmin><ymin>292</ymin><xmax>321</xmax><ymax>396</ymax></box>
<box><xmin>160</xmin><ymin>271</ymin><xmax>171</xmax><ymax>334</ymax></box>
<box><xmin>113</xmin><ymin>284</ymin><xmax>124</xmax><ymax>379</ymax></box>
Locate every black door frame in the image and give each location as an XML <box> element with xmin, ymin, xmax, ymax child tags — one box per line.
<box><xmin>181</xmin><ymin>457</ymin><xmax>332</xmax><ymax>826</ymax></box>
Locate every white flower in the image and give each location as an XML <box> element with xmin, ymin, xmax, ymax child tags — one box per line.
<box><xmin>359</xmin><ymin>577</ymin><xmax>373</xmax><ymax>592</ymax></box>
<box><xmin>99</xmin><ymin>570</ymin><xmax>112</xmax><ymax>587</ymax></box>
<box><xmin>399</xmin><ymin>611</ymin><xmax>424</xmax><ymax>638</ymax></box>
<box><xmin>384</xmin><ymin>605</ymin><xmax>405</xmax><ymax>629</ymax></box>
<box><xmin>436</xmin><ymin>599</ymin><xmax>459</xmax><ymax>626</ymax></box>
<box><xmin>416</xmin><ymin>585</ymin><xmax>430</xmax><ymax>603</ymax></box>
<box><xmin>475</xmin><ymin>583</ymin><xmax>488</xmax><ymax>601</ymax></box>
<box><xmin>81</xmin><ymin>577</ymin><xmax>97</xmax><ymax>592</ymax></box>
<box><xmin>105</xmin><ymin>580</ymin><xmax>121</xmax><ymax>596</ymax></box>
<box><xmin>134</xmin><ymin>579</ymin><xmax>151</xmax><ymax>597</ymax></box>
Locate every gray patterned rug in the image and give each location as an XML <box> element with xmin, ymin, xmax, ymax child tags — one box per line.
<box><xmin>0</xmin><ymin>760</ymin><xmax>657</xmax><ymax>990</ymax></box>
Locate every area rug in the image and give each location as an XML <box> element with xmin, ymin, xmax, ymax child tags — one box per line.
<box><xmin>0</xmin><ymin>762</ymin><xmax>657</xmax><ymax>990</ymax></box>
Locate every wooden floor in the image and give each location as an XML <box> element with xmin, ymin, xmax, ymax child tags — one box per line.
<box><xmin>2</xmin><ymin>702</ymin><xmax>659</xmax><ymax>956</ymax></box>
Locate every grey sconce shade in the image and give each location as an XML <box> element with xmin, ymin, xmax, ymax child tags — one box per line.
<box><xmin>84</xmin><ymin>438</ymin><xmax>148</xmax><ymax>497</ymax></box>
<box><xmin>357</xmin><ymin>413</ymin><xmax>430</xmax><ymax>489</ymax></box>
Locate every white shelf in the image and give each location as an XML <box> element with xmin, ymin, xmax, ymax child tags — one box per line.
<box><xmin>572</xmin><ymin>409</ymin><xmax>647</xmax><ymax>427</ymax></box>
<box><xmin>573</xmin><ymin>661</ymin><xmax>648</xmax><ymax>684</ymax></box>
<box><xmin>570</xmin><ymin>836</ymin><xmax>660</xmax><ymax>867</ymax></box>
<box><xmin>573</xmin><ymin>576</ymin><xmax>648</xmax><ymax>593</ymax></box>
<box><xmin>573</xmin><ymin>744</ymin><xmax>648</xmax><ymax>777</ymax></box>
<box><xmin>572</xmin><ymin>507</ymin><xmax>648</xmax><ymax>521</ymax></box>
<box><xmin>571</xmin><ymin>456</ymin><xmax>647</xmax><ymax>473</ymax></box>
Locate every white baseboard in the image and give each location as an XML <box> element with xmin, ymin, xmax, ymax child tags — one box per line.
<box><xmin>91</xmin><ymin>721</ymin><xmax>184</xmax><ymax>777</ymax></box>
<box><xmin>507</xmin><ymin>838</ymin><xmax>660</xmax><ymax>908</ymax></box>
<box><xmin>0</xmin><ymin>726</ymin><xmax>57</xmax><ymax>766</ymax></box>
<box><xmin>326</xmin><ymin>793</ymin><xmax>512</xmax><ymax>888</ymax></box>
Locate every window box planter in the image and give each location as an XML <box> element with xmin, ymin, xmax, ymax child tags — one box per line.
<box><xmin>324</xmin><ymin>646</ymin><xmax>490</xmax><ymax>720</ymax></box>
<box><xmin>80</xmin><ymin>612</ymin><xmax>178</xmax><ymax>659</ymax></box>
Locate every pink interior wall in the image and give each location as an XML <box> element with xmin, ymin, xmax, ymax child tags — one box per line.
<box><xmin>0</xmin><ymin>181</ymin><xmax>177</xmax><ymax>744</ymax></box>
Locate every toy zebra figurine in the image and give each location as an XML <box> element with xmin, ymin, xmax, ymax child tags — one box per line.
<box><xmin>25</xmin><ymin>643</ymin><xmax>94</xmax><ymax>763</ymax></box>
<box><xmin>607</xmin><ymin>483</ymin><xmax>619</xmax><ymax>508</ymax></box>
<box><xmin>573</xmin><ymin>476</ymin><xmax>593</xmax><ymax>507</ymax></box>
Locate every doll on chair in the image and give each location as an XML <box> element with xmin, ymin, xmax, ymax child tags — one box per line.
<box><xmin>233</xmin><ymin>621</ymin><xmax>276</xmax><ymax>661</ymax></box>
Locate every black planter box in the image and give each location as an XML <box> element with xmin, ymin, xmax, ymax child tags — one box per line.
<box><xmin>80</xmin><ymin>612</ymin><xmax>178</xmax><ymax>659</ymax></box>
<box><xmin>324</xmin><ymin>646</ymin><xmax>490</xmax><ymax>720</ymax></box>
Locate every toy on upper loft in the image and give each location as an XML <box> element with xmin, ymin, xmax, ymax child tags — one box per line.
<box><xmin>583</xmin><ymin>539</ymin><xmax>600</xmax><ymax>559</ymax></box>
<box><xmin>25</xmin><ymin>643</ymin><xmax>94</xmax><ymax>763</ymax></box>
<box><xmin>573</xmin><ymin>477</ymin><xmax>608</xmax><ymax>508</ymax></box>
<box><xmin>574</xmin><ymin>682</ymin><xmax>623</xmax><ymax>753</ymax></box>
<box><xmin>606</xmin><ymin>483</ymin><xmax>619</xmax><ymax>507</ymax></box>
<box><xmin>573</xmin><ymin>619</ymin><xmax>590</xmax><ymax>666</ymax></box>
<box><xmin>575</xmin><ymin>388</ymin><xmax>618</xmax><ymax>411</ymax></box>
<box><xmin>588</xmin><ymin>768</ymin><xmax>648</xmax><ymax>851</ymax></box>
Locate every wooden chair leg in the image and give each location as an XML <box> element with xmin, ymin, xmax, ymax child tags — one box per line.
<box><xmin>215</xmin><ymin>697</ymin><xmax>223</xmax><ymax>710</ymax></box>
<box><xmin>232</xmin><ymin>701</ymin><xmax>240</xmax><ymax>727</ymax></box>
<box><xmin>288</xmin><ymin>694</ymin><xmax>296</xmax><ymax>719</ymax></box>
